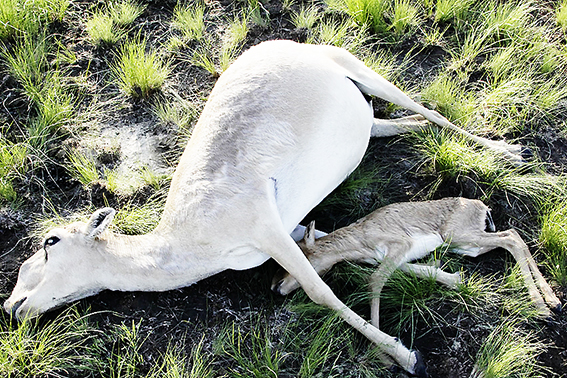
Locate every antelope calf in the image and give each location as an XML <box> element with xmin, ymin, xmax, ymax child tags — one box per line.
<box><xmin>273</xmin><ymin>197</ymin><xmax>561</xmax><ymax>329</ymax></box>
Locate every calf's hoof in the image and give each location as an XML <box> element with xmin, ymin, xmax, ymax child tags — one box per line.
<box><xmin>271</xmin><ymin>277</ymin><xmax>284</xmax><ymax>294</ymax></box>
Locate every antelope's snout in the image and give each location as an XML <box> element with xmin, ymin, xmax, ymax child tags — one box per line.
<box><xmin>4</xmin><ymin>296</ymin><xmax>27</xmax><ymax>319</ymax></box>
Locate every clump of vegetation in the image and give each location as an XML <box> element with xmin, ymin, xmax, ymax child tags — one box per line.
<box><xmin>335</xmin><ymin>0</ymin><xmax>390</xmax><ymax>35</ymax></box>
<box><xmin>0</xmin><ymin>308</ymin><xmax>96</xmax><ymax>377</ymax></box>
<box><xmin>540</xmin><ymin>202</ymin><xmax>567</xmax><ymax>287</ymax></box>
<box><xmin>291</xmin><ymin>5</ymin><xmax>319</xmax><ymax>30</ymax></box>
<box><xmin>67</xmin><ymin>151</ymin><xmax>99</xmax><ymax>187</ymax></box>
<box><xmin>411</xmin><ymin>129</ymin><xmax>500</xmax><ymax>186</ymax></box>
<box><xmin>558</xmin><ymin>0</ymin><xmax>567</xmax><ymax>31</ymax></box>
<box><xmin>109</xmin><ymin>0</ymin><xmax>146</xmax><ymax>26</ymax></box>
<box><xmin>434</xmin><ymin>0</ymin><xmax>475</xmax><ymax>23</ymax></box>
<box><xmin>172</xmin><ymin>3</ymin><xmax>206</xmax><ymax>42</ymax></box>
<box><xmin>112</xmin><ymin>38</ymin><xmax>171</xmax><ymax>97</ymax></box>
<box><xmin>0</xmin><ymin>0</ymin><xmax>69</xmax><ymax>39</ymax></box>
<box><xmin>85</xmin><ymin>0</ymin><xmax>145</xmax><ymax>46</ymax></box>
<box><xmin>421</xmin><ymin>74</ymin><xmax>473</xmax><ymax>124</ymax></box>
<box><xmin>153</xmin><ymin>98</ymin><xmax>196</xmax><ymax>136</ymax></box>
<box><xmin>85</xmin><ymin>12</ymin><xmax>122</xmax><ymax>45</ymax></box>
<box><xmin>0</xmin><ymin>139</ymin><xmax>28</xmax><ymax>204</ymax></box>
<box><xmin>471</xmin><ymin>320</ymin><xmax>548</xmax><ymax>378</ymax></box>
<box><xmin>410</xmin><ymin>128</ymin><xmax>565</xmax><ymax>206</ymax></box>
<box><xmin>113</xmin><ymin>197</ymin><xmax>165</xmax><ymax>235</ymax></box>
<box><xmin>215</xmin><ymin>318</ymin><xmax>286</xmax><ymax>377</ymax></box>
<box><xmin>2</xmin><ymin>34</ymin><xmax>74</xmax><ymax>150</ymax></box>
<box><xmin>310</xmin><ymin>18</ymin><xmax>353</xmax><ymax>47</ymax></box>
<box><xmin>189</xmin><ymin>17</ymin><xmax>249</xmax><ymax>78</ymax></box>
<box><xmin>390</xmin><ymin>0</ymin><xmax>419</xmax><ymax>36</ymax></box>
<box><xmin>103</xmin><ymin>320</ymin><xmax>145</xmax><ymax>378</ymax></box>
<box><xmin>147</xmin><ymin>339</ymin><xmax>214</xmax><ymax>378</ymax></box>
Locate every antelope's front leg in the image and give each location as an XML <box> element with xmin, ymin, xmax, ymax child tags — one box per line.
<box><xmin>271</xmin><ymin>250</ymin><xmax>339</xmax><ymax>296</ymax></box>
<box><xmin>400</xmin><ymin>263</ymin><xmax>462</xmax><ymax>289</ymax></box>
<box><xmin>369</xmin><ymin>245</ymin><xmax>410</xmax><ymax>329</ymax></box>
<box><xmin>261</xmin><ymin>227</ymin><xmax>427</xmax><ymax>377</ymax></box>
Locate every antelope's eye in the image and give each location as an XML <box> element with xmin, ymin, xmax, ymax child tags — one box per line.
<box><xmin>44</xmin><ymin>236</ymin><xmax>60</xmax><ymax>249</ymax></box>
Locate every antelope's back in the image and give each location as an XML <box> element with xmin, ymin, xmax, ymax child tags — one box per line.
<box><xmin>163</xmin><ymin>41</ymin><xmax>376</xmax><ymax>234</ymax></box>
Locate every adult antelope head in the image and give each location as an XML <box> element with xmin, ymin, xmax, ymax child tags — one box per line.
<box><xmin>5</xmin><ymin>208</ymin><xmax>116</xmax><ymax>319</ymax></box>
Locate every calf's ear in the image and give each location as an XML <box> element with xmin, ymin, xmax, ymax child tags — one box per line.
<box><xmin>84</xmin><ymin>208</ymin><xmax>116</xmax><ymax>240</ymax></box>
<box><xmin>304</xmin><ymin>220</ymin><xmax>316</xmax><ymax>247</ymax></box>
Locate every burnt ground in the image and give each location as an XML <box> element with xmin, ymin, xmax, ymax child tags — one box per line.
<box><xmin>1</xmin><ymin>0</ymin><xmax>567</xmax><ymax>377</ymax></box>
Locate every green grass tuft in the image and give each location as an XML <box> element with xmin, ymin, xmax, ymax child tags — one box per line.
<box><xmin>190</xmin><ymin>43</ymin><xmax>218</xmax><ymax>76</ymax></box>
<box><xmin>112</xmin><ymin>38</ymin><xmax>171</xmax><ymax>97</ymax></box>
<box><xmin>421</xmin><ymin>74</ymin><xmax>473</xmax><ymax>124</ymax></box>
<box><xmin>147</xmin><ymin>338</ymin><xmax>214</xmax><ymax>378</ymax></box>
<box><xmin>104</xmin><ymin>320</ymin><xmax>145</xmax><ymax>378</ymax></box>
<box><xmin>471</xmin><ymin>319</ymin><xmax>548</xmax><ymax>378</ymax></box>
<box><xmin>172</xmin><ymin>3</ymin><xmax>206</xmax><ymax>41</ymax></box>
<box><xmin>390</xmin><ymin>0</ymin><xmax>419</xmax><ymax>36</ymax></box>
<box><xmin>2</xmin><ymin>34</ymin><xmax>74</xmax><ymax>148</ymax></box>
<box><xmin>2</xmin><ymin>34</ymin><xmax>49</xmax><ymax>93</ymax></box>
<box><xmin>0</xmin><ymin>139</ymin><xmax>28</xmax><ymax>178</ymax></box>
<box><xmin>558</xmin><ymin>0</ymin><xmax>567</xmax><ymax>31</ymax></box>
<box><xmin>85</xmin><ymin>0</ymin><xmax>144</xmax><ymax>46</ymax></box>
<box><xmin>411</xmin><ymin>128</ymin><xmax>499</xmax><ymax>183</ymax></box>
<box><xmin>215</xmin><ymin>318</ymin><xmax>286</xmax><ymax>378</ymax></box>
<box><xmin>434</xmin><ymin>0</ymin><xmax>474</xmax><ymax>23</ymax></box>
<box><xmin>291</xmin><ymin>5</ymin><xmax>319</xmax><ymax>30</ymax></box>
<box><xmin>0</xmin><ymin>137</ymin><xmax>25</xmax><ymax>204</ymax></box>
<box><xmin>113</xmin><ymin>196</ymin><xmax>165</xmax><ymax>235</ymax></box>
<box><xmin>67</xmin><ymin>151</ymin><xmax>100</xmax><ymax>187</ymax></box>
<box><xmin>335</xmin><ymin>0</ymin><xmax>390</xmax><ymax>35</ymax></box>
<box><xmin>224</xmin><ymin>15</ymin><xmax>248</xmax><ymax>50</ymax></box>
<box><xmin>85</xmin><ymin>12</ymin><xmax>122</xmax><ymax>46</ymax></box>
<box><xmin>153</xmin><ymin>98</ymin><xmax>196</xmax><ymax>135</ymax></box>
<box><xmin>540</xmin><ymin>202</ymin><xmax>567</xmax><ymax>287</ymax></box>
<box><xmin>0</xmin><ymin>178</ymin><xmax>17</xmax><ymax>203</ymax></box>
<box><xmin>0</xmin><ymin>307</ymin><xmax>96</xmax><ymax>377</ymax></box>
<box><xmin>0</xmin><ymin>0</ymin><xmax>69</xmax><ymax>39</ymax></box>
<box><xmin>109</xmin><ymin>0</ymin><xmax>146</xmax><ymax>26</ymax></box>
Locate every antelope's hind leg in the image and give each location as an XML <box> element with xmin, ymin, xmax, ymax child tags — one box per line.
<box><xmin>371</xmin><ymin>114</ymin><xmax>429</xmax><ymax>137</ymax></box>
<box><xmin>525</xmin><ymin>252</ymin><xmax>562</xmax><ymax>313</ymax></box>
<box><xmin>451</xmin><ymin>230</ymin><xmax>561</xmax><ymax>316</ymax></box>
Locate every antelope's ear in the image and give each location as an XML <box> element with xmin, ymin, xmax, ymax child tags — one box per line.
<box><xmin>304</xmin><ymin>220</ymin><xmax>316</xmax><ymax>247</ymax></box>
<box><xmin>84</xmin><ymin>208</ymin><xmax>115</xmax><ymax>240</ymax></box>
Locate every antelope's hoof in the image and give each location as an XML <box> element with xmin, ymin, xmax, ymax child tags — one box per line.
<box><xmin>552</xmin><ymin>303</ymin><xmax>563</xmax><ymax>314</ymax></box>
<box><xmin>271</xmin><ymin>269</ymin><xmax>301</xmax><ymax>295</ymax></box>
<box><xmin>521</xmin><ymin>146</ymin><xmax>533</xmax><ymax>161</ymax></box>
<box><xmin>271</xmin><ymin>278</ymin><xmax>284</xmax><ymax>295</ymax></box>
<box><xmin>412</xmin><ymin>350</ymin><xmax>428</xmax><ymax>378</ymax></box>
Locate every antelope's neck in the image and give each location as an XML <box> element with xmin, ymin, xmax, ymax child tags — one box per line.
<box><xmin>102</xmin><ymin>232</ymin><xmax>224</xmax><ymax>292</ymax></box>
<box><xmin>316</xmin><ymin>227</ymin><xmax>378</xmax><ymax>263</ymax></box>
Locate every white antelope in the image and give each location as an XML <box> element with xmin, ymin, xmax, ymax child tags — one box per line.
<box><xmin>4</xmin><ymin>40</ymin><xmax>528</xmax><ymax>377</ymax></box>
<box><xmin>273</xmin><ymin>198</ymin><xmax>562</xmax><ymax>330</ymax></box>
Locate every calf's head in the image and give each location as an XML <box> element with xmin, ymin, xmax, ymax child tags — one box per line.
<box><xmin>4</xmin><ymin>208</ymin><xmax>116</xmax><ymax>319</ymax></box>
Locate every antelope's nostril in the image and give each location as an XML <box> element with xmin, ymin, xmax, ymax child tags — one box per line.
<box><xmin>10</xmin><ymin>297</ymin><xmax>27</xmax><ymax>317</ymax></box>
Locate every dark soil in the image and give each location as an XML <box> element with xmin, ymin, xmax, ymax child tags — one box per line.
<box><xmin>1</xmin><ymin>0</ymin><xmax>567</xmax><ymax>377</ymax></box>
